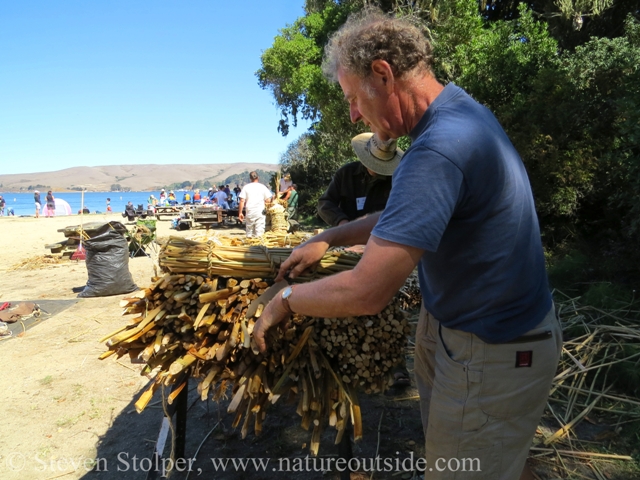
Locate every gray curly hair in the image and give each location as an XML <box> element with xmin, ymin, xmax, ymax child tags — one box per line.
<box><xmin>322</xmin><ymin>8</ymin><xmax>433</xmax><ymax>82</ymax></box>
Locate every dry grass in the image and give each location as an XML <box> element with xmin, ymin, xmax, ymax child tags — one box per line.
<box><xmin>530</xmin><ymin>292</ymin><xmax>640</xmax><ymax>478</ymax></box>
<box><xmin>9</xmin><ymin>254</ymin><xmax>66</xmax><ymax>271</ymax></box>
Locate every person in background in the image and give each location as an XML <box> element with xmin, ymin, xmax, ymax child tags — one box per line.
<box><xmin>148</xmin><ymin>194</ymin><xmax>158</xmax><ymax>207</ymax></box>
<box><xmin>45</xmin><ymin>191</ymin><xmax>55</xmax><ymax>218</ymax></box>
<box><xmin>214</xmin><ymin>185</ymin><xmax>230</xmax><ymax>209</ymax></box>
<box><xmin>224</xmin><ymin>185</ymin><xmax>231</xmax><ymax>196</ymax></box>
<box><xmin>232</xmin><ymin>186</ymin><xmax>242</xmax><ymax>207</ymax></box>
<box><xmin>123</xmin><ymin>201</ymin><xmax>136</xmax><ymax>220</ymax></box>
<box><xmin>0</xmin><ymin>196</ymin><xmax>5</xmax><ymax>216</ymax></box>
<box><xmin>320</xmin><ymin>133</ymin><xmax>409</xmax><ymax>387</ymax></box>
<box><xmin>34</xmin><ymin>190</ymin><xmax>41</xmax><ymax>218</ymax></box>
<box><xmin>279</xmin><ymin>173</ymin><xmax>293</xmax><ymax>198</ymax></box>
<box><xmin>284</xmin><ymin>184</ymin><xmax>299</xmax><ymax>220</ymax></box>
<box><xmin>182</xmin><ymin>191</ymin><xmax>191</xmax><ymax>204</ymax></box>
<box><xmin>167</xmin><ymin>191</ymin><xmax>177</xmax><ymax>205</ymax></box>
<box><xmin>193</xmin><ymin>189</ymin><xmax>202</xmax><ymax>204</ymax></box>
<box><xmin>106</xmin><ymin>198</ymin><xmax>112</xmax><ymax>212</ymax></box>
<box><xmin>159</xmin><ymin>189</ymin><xmax>167</xmax><ymax>205</ymax></box>
<box><xmin>238</xmin><ymin>172</ymin><xmax>273</xmax><ymax>238</ymax></box>
<box><xmin>254</xmin><ymin>10</ymin><xmax>560</xmax><ymax>480</ymax></box>
<box><xmin>318</xmin><ymin>133</ymin><xmax>403</xmax><ymax>227</ymax></box>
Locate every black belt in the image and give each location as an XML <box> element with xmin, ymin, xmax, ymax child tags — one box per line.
<box><xmin>505</xmin><ymin>330</ymin><xmax>552</xmax><ymax>344</ymax></box>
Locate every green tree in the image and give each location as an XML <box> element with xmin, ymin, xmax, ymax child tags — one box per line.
<box><xmin>260</xmin><ymin>0</ymin><xmax>640</xmax><ymax>272</ymax></box>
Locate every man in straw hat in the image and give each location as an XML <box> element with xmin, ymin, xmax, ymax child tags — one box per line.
<box><xmin>319</xmin><ymin>132</ymin><xmax>411</xmax><ymax>388</ymax></box>
<box><xmin>318</xmin><ymin>132</ymin><xmax>403</xmax><ymax>227</ymax></box>
<box><xmin>254</xmin><ymin>8</ymin><xmax>559</xmax><ymax>480</ymax></box>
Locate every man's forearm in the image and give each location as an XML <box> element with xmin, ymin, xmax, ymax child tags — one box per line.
<box><xmin>317</xmin><ymin>198</ymin><xmax>348</xmax><ymax>226</ymax></box>
<box><xmin>315</xmin><ymin>212</ymin><xmax>380</xmax><ymax>247</ymax></box>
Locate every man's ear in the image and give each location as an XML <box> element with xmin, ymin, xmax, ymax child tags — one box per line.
<box><xmin>371</xmin><ymin>59</ymin><xmax>394</xmax><ymax>93</ymax></box>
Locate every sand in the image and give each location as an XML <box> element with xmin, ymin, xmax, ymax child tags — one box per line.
<box><xmin>0</xmin><ymin>214</ymin><xmax>241</xmax><ymax>479</ymax></box>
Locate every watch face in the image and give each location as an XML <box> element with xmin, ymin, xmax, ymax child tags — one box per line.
<box><xmin>282</xmin><ymin>286</ymin><xmax>293</xmax><ymax>300</ymax></box>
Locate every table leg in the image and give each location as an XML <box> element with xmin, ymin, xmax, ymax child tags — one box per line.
<box><xmin>338</xmin><ymin>422</ymin><xmax>353</xmax><ymax>480</ymax></box>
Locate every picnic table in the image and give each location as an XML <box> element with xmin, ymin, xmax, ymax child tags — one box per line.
<box><xmin>154</xmin><ymin>205</ymin><xmax>182</xmax><ymax>220</ymax></box>
<box><xmin>178</xmin><ymin>206</ymin><xmax>243</xmax><ymax>229</ymax></box>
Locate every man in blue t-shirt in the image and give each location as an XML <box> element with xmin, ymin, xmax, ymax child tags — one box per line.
<box><xmin>253</xmin><ymin>10</ymin><xmax>561</xmax><ymax>480</ymax></box>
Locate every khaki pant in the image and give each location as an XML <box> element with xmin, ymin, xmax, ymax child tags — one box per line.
<box><xmin>414</xmin><ymin>305</ymin><xmax>561</xmax><ymax>479</ymax></box>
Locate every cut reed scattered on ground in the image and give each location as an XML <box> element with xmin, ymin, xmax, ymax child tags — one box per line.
<box><xmin>533</xmin><ymin>292</ymin><xmax>640</xmax><ymax>478</ymax></box>
<box><xmin>9</xmin><ymin>254</ymin><xmax>66</xmax><ymax>271</ymax></box>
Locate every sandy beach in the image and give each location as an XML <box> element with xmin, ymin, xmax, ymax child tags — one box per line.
<box><xmin>0</xmin><ymin>214</ymin><xmax>245</xmax><ymax>479</ymax></box>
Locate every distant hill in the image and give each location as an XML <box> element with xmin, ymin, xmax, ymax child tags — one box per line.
<box><xmin>0</xmin><ymin>163</ymin><xmax>280</xmax><ymax>192</ymax></box>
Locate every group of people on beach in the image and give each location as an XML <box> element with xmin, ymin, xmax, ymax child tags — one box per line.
<box><xmin>152</xmin><ymin>185</ymin><xmax>242</xmax><ymax>209</ymax></box>
<box><xmin>33</xmin><ymin>190</ymin><xmax>56</xmax><ymax>218</ymax></box>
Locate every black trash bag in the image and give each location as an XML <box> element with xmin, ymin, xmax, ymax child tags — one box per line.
<box><xmin>78</xmin><ymin>229</ymin><xmax>138</xmax><ymax>297</ymax></box>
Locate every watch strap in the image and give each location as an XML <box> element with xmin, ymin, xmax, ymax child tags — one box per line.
<box><xmin>281</xmin><ymin>286</ymin><xmax>295</xmax><ymax>314</ymax></box>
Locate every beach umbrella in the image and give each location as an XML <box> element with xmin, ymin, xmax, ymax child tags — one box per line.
<box><xmin>41</xmin><ymin>198</ymin><xmax>72</xmax><ymax>216</ymax></box>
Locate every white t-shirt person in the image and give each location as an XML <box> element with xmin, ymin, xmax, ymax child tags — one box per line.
<box><xmin>238</xmin><ymin>173</ymin><xmax>273</xmax><ymax>238</ymax></box>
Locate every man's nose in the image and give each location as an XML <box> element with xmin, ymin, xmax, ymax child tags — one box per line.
<box><xmin>349</xmin><ymin>103</ymin><xmax>361</xmax><ymax>124</ymax></box>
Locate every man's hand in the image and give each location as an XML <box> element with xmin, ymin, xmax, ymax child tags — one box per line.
<box><xmin>238</xmin><ymin>199</ymin><xmax>245</xmax><ymax>222</ymax></box>
<box><xmin>276</xmin><ymin>238</ymin><xmax>330</xmax><ymax>281</ymax></box>
<box><xmin>253</xmin><ymin>293</ymin><xmax>291</xmax><ymax>353</ymax></box>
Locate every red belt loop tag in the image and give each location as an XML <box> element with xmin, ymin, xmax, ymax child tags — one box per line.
<box><xmin>516</xmin><ymin>351</ymin><xmax>533</xmax><ymax>368</ymax></box>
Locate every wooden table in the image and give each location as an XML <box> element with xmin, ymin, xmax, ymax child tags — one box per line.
<box><xmin>155</xmin><ymin>205</ymin><xmax>182</xmax><ymax>220</ymax></box>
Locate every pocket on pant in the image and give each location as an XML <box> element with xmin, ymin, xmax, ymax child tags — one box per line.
<box><xmin>478</xmin><ymin>334</ymin><xmax>559</xmax><ymax>418</ymax></box>
<box><xmin>433</xmin><ymin>326</ymin><xmax>470</xmax><ymax>402</ymax></box>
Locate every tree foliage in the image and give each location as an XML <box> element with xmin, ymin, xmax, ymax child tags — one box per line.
<box><xmin>258</xmin><ymin>0</ymin><xmax>640</xmax><ymax>271</ymax></box>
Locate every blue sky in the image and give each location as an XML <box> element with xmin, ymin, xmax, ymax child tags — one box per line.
<box><xmin>0</xmin><ymin>0</ymin><xmax>310</xmax><ymax>175</ymax></box>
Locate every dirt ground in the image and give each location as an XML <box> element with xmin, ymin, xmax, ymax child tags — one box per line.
<box><xmin>1</xmin><ymin>214</ymin><xmax>637</xmax><ymax>480</ymax></box>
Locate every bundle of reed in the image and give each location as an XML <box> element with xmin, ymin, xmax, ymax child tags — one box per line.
<box><xmin>399</xmin><ymin>270</ymin><xmax>421</xmax><ymax>311</ymax></box>
<box><xmin>266</xmin><ymin>202</ymin><xmax>288</xmax><ymax>234</ymax></box>
<box><xmin>100</xmin><ymin>273</ymin><xmax>268</xmax><ymax>409</ymax></box>
<box><xmin>158</xmin><ymin>236</ymin><xmax>361</xmax><ymax>280</ymax></box>
<box><xmin>101</xmin><ymin>272</ymin><xmax>409</xmax><ymax>454</ymax></box>
<box><xmin>176</xmin><ymin>231</ymin><xmax>310</xmax><ymax>249</ymax></box>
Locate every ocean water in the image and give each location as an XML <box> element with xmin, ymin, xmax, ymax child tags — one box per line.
<box><xmin>0</xmin><ymin>191</ymin><xmax>188</xmax><ymax>217</ymax></box>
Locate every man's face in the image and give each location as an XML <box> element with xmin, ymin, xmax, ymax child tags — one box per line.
<box><xmin>338</xmin><ymin>67</ymin><xmax>399</xmax><ymax>142</ymax></box>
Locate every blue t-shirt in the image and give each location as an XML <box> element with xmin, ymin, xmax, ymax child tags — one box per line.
<box><xmin>372</xmin><ymin>84</ymin><xmax>551</xmax><ymax>343</ymax></box>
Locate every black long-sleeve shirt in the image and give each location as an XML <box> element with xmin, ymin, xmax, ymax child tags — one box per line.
<box><xmin>317</xmin><ymin>162</ymin><xmax>392</xmax><ymax>227</ymax></box>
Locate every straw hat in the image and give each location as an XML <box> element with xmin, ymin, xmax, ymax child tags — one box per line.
<box><xmin>351</xmin><ymin>133</ymin><xmax>404</xmax><ymax>176</ymax></box>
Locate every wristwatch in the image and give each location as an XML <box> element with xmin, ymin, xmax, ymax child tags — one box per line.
<box><xmin>281</xmin><ymin>286</ymin><xmax>295</xmax><ymax>314</ymax></box>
